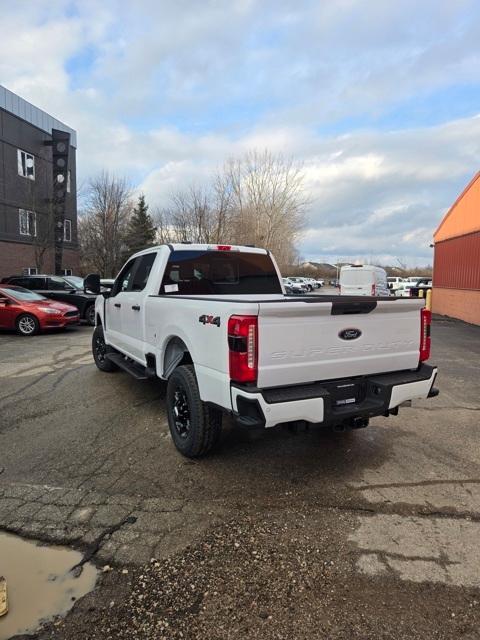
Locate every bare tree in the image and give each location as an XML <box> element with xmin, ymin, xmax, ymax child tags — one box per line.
<box><xmin>220</xmin><ymin>150</ymin><xmax>307</xmax><ymax>270</ymax></box>
<box><xmin>78</xmin><ymin>172</ymin><xmax>132</xmax><ymax>276</ymax></box>
<box><xmin>155</xmin><ymin>149</ymin><xmax>307</xmax><ymax>270</ymax></box>
<box><xmin>152</xmin><ymin>207</ymin><xmax>175</xmax><ymax>244</ymax></box>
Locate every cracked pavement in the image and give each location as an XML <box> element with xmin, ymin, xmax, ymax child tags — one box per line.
<box><xmin>1</xmin><ymin>317</ymin><xmax>480</xmax><ymax>638</ymax></box>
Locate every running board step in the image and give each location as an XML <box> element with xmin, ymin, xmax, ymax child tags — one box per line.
<box><xmin>106</xmin><ymin>353</ymin><xmax>150</xmax><ymax>380</ymax></box>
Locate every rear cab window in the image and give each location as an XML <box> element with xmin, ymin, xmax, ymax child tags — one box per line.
<box><xmin>160</xmin><ymin>250</ymin><xmax>281</xmax><ymax>295</ymax></box>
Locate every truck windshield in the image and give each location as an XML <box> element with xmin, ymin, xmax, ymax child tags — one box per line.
<box><xmin>160</xmin><ymin>250</ymin><xmax>282</xmax><ymax>295</ymax></box>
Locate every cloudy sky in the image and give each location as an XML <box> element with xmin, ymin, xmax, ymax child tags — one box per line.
<box><xmin>2</xmin><ymin>0</ymin><xmax>479</xmax><ymax>266</ymax></box>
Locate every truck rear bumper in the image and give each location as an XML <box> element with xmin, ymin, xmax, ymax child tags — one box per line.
<box><xmin>231</xmin><ymin>363</ymin><xmax>438</xmax><ymax>429</ymax></box>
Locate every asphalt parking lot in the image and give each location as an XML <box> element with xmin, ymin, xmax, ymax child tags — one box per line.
<box><xmin>1</xmin><ymin>314</ymin><xmax>480</xmax><ymax>639</ymax></box>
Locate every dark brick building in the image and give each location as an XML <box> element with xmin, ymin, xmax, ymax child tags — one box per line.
<box><xmin>0</xmin><ymin>85</ymin><xmax>78</xmax><ymax>278</ymax></box>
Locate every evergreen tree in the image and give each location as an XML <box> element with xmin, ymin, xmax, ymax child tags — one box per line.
<box><xmin>124</xmin><ymin>194</ymin><xmax>157</xmax><ymax>256</ymax></box>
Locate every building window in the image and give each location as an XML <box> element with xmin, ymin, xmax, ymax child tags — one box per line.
<box><xmin>22</xmin><ymin>267</ymin><xmax>38</xmax><ymax>275</ymax></box>
<box><xmin>17</xmin><ymin>149</ymin><xmax>35</xmax><ymax>180</ymax></box>
<box><xmin>67</xmin><ymin>170</ymin><xmax>71</xmax><ymax>193</ymax></box>
<box><xmin>64</xmin><ymin>219</ymin><xmax>72</xmax><ymax>242</ymax></box>
<box><xmin>61</xmin><ymin>268</ymin><xmax>73</xmax><ymax>276</ymax></box>
<box><xmin>19</xmin><ymin>209</ymin><xmax>37</xmax><ymax>236</ymax></box>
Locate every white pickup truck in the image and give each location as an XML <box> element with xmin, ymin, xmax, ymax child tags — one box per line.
<box><xmin>85</xmin><ymin>244</ymin><xmax>438</xmax><ymax>457</ymax></box>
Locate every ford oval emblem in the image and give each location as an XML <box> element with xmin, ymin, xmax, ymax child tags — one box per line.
<box><xmin>339</xmin><ymin>328</ymin><xmax>362</xmax><ymax>341</ymax></box>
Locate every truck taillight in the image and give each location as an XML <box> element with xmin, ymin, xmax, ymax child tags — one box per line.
<box><xmin>228</xmin><ymin>315</ymin><xmax>258</xmax><ymax>383</ymax></box>
<box><xmin>420</xmin><ymin>308</ymin><xmax>431</xmax><ymax>362</ymax></box>
<box><xmin>371</xmin><ymin>283</ymin><xmax>376</xmax><ymax>296</ymax></box>
<box><xmin>216</xmin><ymin>245</ymin><xmax>232</xmax><ymax>251</ymax></box>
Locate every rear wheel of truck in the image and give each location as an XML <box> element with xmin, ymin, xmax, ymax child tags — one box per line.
<box><xmin>92</xmin><ymin>325</ymin><xmax>118</xmax><ymax>372</ymax></box>
<box><xmin>166</xmin><ymin>364</ymin><xmax>222</xmax><ymax>458</ymax></box>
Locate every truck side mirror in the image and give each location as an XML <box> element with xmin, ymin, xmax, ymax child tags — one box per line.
<box><xmin>84</xmin><ymin>273</ymin><xmax>101</xmax><ymax>294</ymax></box>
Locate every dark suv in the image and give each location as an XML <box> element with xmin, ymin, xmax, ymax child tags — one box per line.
<box><xmin>0</xmin><ymin>275</ymin><xmax>97</xmax><ymax>325</ymax></box>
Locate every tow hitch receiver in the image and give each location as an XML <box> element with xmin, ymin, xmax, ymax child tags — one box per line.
<box><xmin>333</xmin><ymin>416</ymin><xmax>369</xmax><ymax>432</ymax></box>
<box><xmin>350</xmin><ymin>416</ymin><xmax>369</xmax><ymax>429</ymax></box>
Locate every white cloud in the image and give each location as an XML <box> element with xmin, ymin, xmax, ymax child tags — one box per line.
<box><xmin>1</xmin><ymin>0</ymin><xmax>479</xmax><ymax>266</ymax></box>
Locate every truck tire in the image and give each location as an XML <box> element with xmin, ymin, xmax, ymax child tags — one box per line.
<box><xmin>166</xmin><ymin>364</ymin><xmax>222</xmax><ymax>457</ymax></box>
<box><xmin>92</xmin><ymin>325</ymin><xmax>118</xmax><ymax>372</ymax></box>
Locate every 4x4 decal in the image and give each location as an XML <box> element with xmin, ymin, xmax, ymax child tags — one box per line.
<box><xmin>199</xmin><ymin>314</ymin><xmax>221</xmax><ymax>327</ymax></box>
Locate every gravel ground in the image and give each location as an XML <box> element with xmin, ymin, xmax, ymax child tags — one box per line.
<box><xmin>40</xmin><ymin>507</ymin><xmax>480</xmax><ymax>640</ymax></box>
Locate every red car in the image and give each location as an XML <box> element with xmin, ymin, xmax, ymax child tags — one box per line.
<box><xmin>0</xmin><ymin>285</ymin><xmax>80</xmax><ymax>336</ymax></box>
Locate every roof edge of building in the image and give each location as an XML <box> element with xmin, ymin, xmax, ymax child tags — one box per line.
<box><xmin>0</xmin><ymin>85</ymin><xmax>77</xmax><ymax>148</ymax></box>
<box><xmin>433</xmin><ymin>171</ymin><xmax>480</xmax><ymax>241</ymax></box>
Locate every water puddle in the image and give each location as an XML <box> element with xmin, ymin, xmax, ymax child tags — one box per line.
<box><xmin>0</xmin><ymin>532</ymin><xmax>98</xmax><ymax>640</ymax></box>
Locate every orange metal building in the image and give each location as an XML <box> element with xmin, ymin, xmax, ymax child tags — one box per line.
<box><xmin>433</xmin><ymin>172</ymin><xmax>480</xmax><ymax>325</ymax></box>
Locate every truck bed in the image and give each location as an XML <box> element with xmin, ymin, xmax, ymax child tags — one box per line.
<box><xmin>149</xmin><ymin>293</ymin><xmax>424</xmax><ymax>388</ymax></box>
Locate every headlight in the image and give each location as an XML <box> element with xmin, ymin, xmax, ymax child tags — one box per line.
<box><xmin>38</xmin><ymin>307</ymin><xmax>61</xmax><ymax>315</ymax></box>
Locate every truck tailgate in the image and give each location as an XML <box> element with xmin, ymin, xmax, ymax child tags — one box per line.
<box><xmin>257</xmin><ymin>297</ymin><xmax>424</xmax><ymax>388</ymax></box>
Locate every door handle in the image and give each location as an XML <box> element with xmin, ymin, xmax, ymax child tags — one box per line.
<box><xmin>114</xmin><ymin>303</ymin><xmax>121</xmax><ymax>308</ymax></box>
<box><xmin>132</xmin><ymin>305</ymin><xmax>140</xmax><ymax>311</ymax></box>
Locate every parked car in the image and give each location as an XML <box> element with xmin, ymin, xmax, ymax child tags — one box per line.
<box><xmin>396</xmin><ymin>278</ymin><xmax>432</xmax><ymax>298</ymax></box>
<box><xmin>339</xmin><ymin>265</ymin><xmax>390</xmax><ymax>297</ymax></box>
<box><xmin>391</xmin><ymin>281</ymin><xmax>409</xmax><ymax>297</ymax></box>
<box><xmin>0</xmin><ymin>275</ymin><xmax>98</xmax><ymax>325</ymax></box>
<box><xmin>0</xmin><ymin>285</ymin><xmax>79</xmax><ymax>336</ymax></box>
<box><xmin>85</xmin><ymin>243</ymin><xmax>438</xmax><ymax>458</ymax></box>
<box><xmin>282</xmin><ymin>278</ymin><xmax>304</xmax><ymax>294</ymax></box>
<box><xmin>304</xmin><ymin>277</ymin><xmax>319</xmax><ymax>290</ymax></box>
<box><xmin>387</xmin><ymin>276</ymin><xmax>406</xmax><ymax>293</ymax></box>
<box><xmin>288</xmin><ymin>277</ymin><xmax>312</xmax><ymax>291</ymax></box>
<box><xmin>408</xmin><ymin>278</ymin><xmax>433</xmax><ymax>298</ymax></box>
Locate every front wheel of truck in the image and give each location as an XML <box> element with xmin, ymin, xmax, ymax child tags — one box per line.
<box><xmin>92</xmin><ymin>325</ymin><xmax>118</xmax><ymax>372</ymax></box>
<box><xmin>166</xmin><ymin>364</ymin><xmax>222</xmax><ymax>458</ymax></box>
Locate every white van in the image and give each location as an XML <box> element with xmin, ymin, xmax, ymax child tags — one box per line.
<box><xmin>339</xmin><ymin>265</ymin><xmax>390</xmax><ymax>297</ymax></box>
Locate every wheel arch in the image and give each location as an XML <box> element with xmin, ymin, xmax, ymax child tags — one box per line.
<box><xmin>16</xmin><ymin>310</ymin><xmax>40</xmax><ymax>322</ymax></box>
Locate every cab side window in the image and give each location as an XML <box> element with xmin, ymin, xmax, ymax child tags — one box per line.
<box><xmin>111</xmin><ymin>259</ymin><xmax>138</xmax><ymax>296</ymax></box>
<box><xmin>131</xmin><ymin>253</ymin><xmax>156</xmax><ymax>292</ymax></box>
<box><xmin>48</xmin><ymin>277</ymin><xmax>71</xmax><ymax>291</ymax></box>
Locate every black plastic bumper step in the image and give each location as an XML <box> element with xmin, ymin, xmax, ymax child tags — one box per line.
<box><xmin>106</xmin><ymin>353</ymin><xmax>149</xmax><ymax>380</ymax></box>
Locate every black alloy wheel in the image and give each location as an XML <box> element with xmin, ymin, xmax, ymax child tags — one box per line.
<box><xmin>92</xmin><ymin>325</ymin><xmax>118</xmax><ymax>372</ymax></box>
<box><xmin>172</xmin><ymin>386</ymin><xmax>191</xmax><ymax>439</ymax></box>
